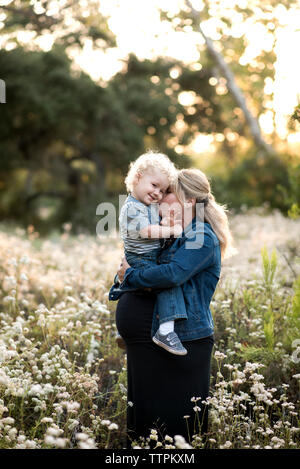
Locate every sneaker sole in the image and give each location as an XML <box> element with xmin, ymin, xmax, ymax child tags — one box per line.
<box><xmin>152</xmin><ymin>337</ymin><xmax>187</xmax><ymax>356</ymax></box>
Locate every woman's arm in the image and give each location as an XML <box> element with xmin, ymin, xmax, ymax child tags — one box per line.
<box><xmin>120</xmin><ymin>231</ymin><xmax>217</xmax><ymax>290</ymax></box>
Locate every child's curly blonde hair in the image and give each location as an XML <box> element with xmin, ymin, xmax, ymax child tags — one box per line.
<box><xmin>124</xmin><ymin>150</ymin><xmax>177</xmax><ymax>193</ymax></box>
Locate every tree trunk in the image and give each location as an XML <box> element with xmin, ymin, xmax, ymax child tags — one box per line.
<box><xmin>185</xmin><ymin>0</ymin><xmax>276</xmax><ymax>155</ymax></box>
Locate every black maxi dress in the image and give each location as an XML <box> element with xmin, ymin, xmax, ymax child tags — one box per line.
<box><xmin>116</xmin><ymin>290</ymin><xmax>214</xmax><ymax>447</ymax></box>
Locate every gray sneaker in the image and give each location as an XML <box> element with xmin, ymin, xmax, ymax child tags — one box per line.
<box><xmin>152</xmin><ymin>331</ymin><xmax>187</xmax><ymax>356</ymax></box>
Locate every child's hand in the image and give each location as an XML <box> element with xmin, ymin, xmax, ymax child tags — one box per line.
<box><xmin>172</xmin><ymin>224</ymin><xmax>183</xmax><ymax>237</ymax></box>
<box><xmin>160</xmin><ymin>216</ymin><xmax>172</xmax><ymax>227</ymax></box>
<box><xmin>160</xmin><ymin>210</ymin><xmax>181</xmax><ymax>227</ymax></box>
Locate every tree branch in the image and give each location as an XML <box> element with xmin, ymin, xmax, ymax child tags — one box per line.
<box><xmin>185</xmin><ymin>0</ymin><xmax>275</xmax><ymax>155</ymax></box>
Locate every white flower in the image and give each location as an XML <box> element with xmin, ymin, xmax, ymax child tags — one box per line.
<box><xmin>174</xmin><ymin>435</ymin><xmax>192</xmax><ymax>449</ymax></box>
<box><xmin>8</xmin><ymin>258</ymin><xmax>17</xmax><ymax>266</ymax></box>
<box><xmin>76</xmin><ymin>433</ymin><xmax>89</xmax><ymax>441</ymax></box>
<box><xmin>41</xmin><ymin>417</ymin><xmax>53</xmax><ymax>423</ymax></box>
<box><xmin>3</xmin><ymin>296</ymin><xmax>15</xmax><ymax>304</ymax></box>
<box><xmin>56</xmin><ymin>438</ymin><xmax>67</xmax><ymax>448</ymax></box>
<box><xmin>249</xmin><ymin>373</ymin><xmax>264</xmax><ymax>381</ymax></box>
<box><xmin>108</xmin><ymin>423</ymin><xmax>118</xmax><ymax>430</ymax></box>
<box><xmin>119</xmin><ymin>383</ymin><xmax>127</xmax><ymax>393</ymax></box>
<box><xmin>19</xmin><ymin>256</ymin><xmax>30</xmax><ymax>264</ymax></box>
<box><xmin>100</xmin><ymin>420</ymin><xmax>111</xmax><ymax>426</ymax></box>
<box><xmin>28</xmin><ymin>384</ymin><xmax>44</xmax><ymax>396</ymax></box>
<box><xmin>46</xmin><ymin>427</ymin><xmax>63</xmax><ymax>437</ymax></box>
<box><xmin>214</xmin><ymin>351</ymin><xmax>227</xmax><ymax>360</ymax></box>
<box><xmin>220</xmin><ymin>441</ymin><xmax>232</xmax><ymax>449</ymax></box>
<box><xmin>45</xmin><ymin>435</ymin><xmax>55</xmax><ymax>445</ymax></box>
<box><xmin>68</xmin><ymin>419</ymin><xmax>79</xmax><ymax>430</ymax></box>
<box><xmin>2</xmin><ymin>417</ymin><xmax>15</xmax><ymax>425</ymax></box>
<box><xmin>25</xmin><ymin>440</ymin><xmax>38</xmax><ymax>449</ymax></box>
<box><xmin>232</xmin><ymin>378</ymin><xmax>243</xmax><ymax>385</ymax></box>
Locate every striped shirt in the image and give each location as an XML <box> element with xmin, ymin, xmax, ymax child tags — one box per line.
<box><xmin>119</xmin><ymin>195</ymin><xmax>161</xmax><ymax>254</ymax></box>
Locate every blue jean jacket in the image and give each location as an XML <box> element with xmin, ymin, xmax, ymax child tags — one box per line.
<box><xmin>125</xmin><ymin>250</ymin><xmax>188</xmax><ymax>325</ymax></box>
<box><xmin>109</xmin><ymin>218</ymin><xmax>221</xmax><ymax>341</ymax></box>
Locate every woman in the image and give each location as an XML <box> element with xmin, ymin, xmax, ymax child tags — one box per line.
<box><xmin>112</xmin><ymin>168</ymin><xmax>234</xmax><ymax>447</ymax></box>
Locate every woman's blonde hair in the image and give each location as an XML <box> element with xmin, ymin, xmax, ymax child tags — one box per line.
<box><xmin>125</xmin><ymin>151</ymin><xmax>177</xmax><ymax>193</ymax></box>
<box><xmin>173</xmin><ymin>168</ymin><xmax>236</xmax><ymax>260</ymax></box>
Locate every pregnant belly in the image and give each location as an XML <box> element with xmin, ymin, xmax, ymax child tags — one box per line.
<box><xmin>115</xmin><ymin>291</ymin><xmax>155</xmax><ymax>343</ymax></box>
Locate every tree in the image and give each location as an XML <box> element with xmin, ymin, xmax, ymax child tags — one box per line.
<box><xmin>185</xmin><ymin>0</ymin><xmax>275</xmax><ymax>155</ymax></box>
<box><xmin>0</xmin><ymin>0</ymin><xmax>116</xmax><ymax>51</ymax></box>
<box><xmin>160</xmin><ymin>0</ymin><xmax>300</xmax><ymax>155</ymax></box>
<box><xmin>1</xmin><ymin>45</ymin><xmax>226</xmax><ymax>230</ymax></box>
<box><xmin>0</xmin><ymin>46</ymin><xmax>110</xmax><ymax>230</ymax></box>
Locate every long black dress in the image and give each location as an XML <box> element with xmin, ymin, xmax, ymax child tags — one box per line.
<box><xmin>116</xmin><ymin>291</ymin><xmax>214</xmax><ymax>447</ymax></box>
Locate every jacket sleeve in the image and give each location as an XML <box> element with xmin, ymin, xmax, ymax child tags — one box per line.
<box><xmin>120</xmin><ymin>231</ymin><xmax>216</xmax><ymax>289</ymax></box>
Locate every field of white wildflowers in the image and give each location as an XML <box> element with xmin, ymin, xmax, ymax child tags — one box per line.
<box><xmin>0</xmin><ymin>209</ymin><xmax>299</xmax><ymax>449</ymax></box>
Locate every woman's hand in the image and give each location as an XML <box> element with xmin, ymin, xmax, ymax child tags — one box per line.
<box><xmin>117</xmin><ymin>256</ymin><xmax>130</xmax><ymax>283</ymax></box>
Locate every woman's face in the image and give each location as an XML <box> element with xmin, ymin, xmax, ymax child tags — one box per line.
<box><xmin>159</xmin><ymin>191</ymin><xmax>183</xmax><ymax>224</ymax></box>
<box><xmin>161</xmin><ymin>191</ymin><xmax>180</xmax><ymax>206</ymax></box>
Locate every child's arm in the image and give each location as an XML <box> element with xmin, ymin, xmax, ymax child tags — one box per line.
<box><xmin>139</xmin><ymin>223</ymin><xmax>182</xmax><ymax>239</ymax></box>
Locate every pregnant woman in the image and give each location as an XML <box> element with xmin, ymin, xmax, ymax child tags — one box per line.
<box><xmin>111</xmin><ymin>168</ymin><xmax>234</xmax><ymax>447</ymax></box>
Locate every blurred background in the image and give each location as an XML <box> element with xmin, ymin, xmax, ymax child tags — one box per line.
<box><xmin>0</xmin><ymin>0</ymin><xmax>300</xmax><ymax>235</ymax></box>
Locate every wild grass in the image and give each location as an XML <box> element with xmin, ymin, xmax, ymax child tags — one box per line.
<box><xmin>0</xmin><ymin>211</ymin><xmax>299</xmax><ymax>449</ymax></box>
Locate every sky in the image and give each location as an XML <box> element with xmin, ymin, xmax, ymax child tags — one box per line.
<box><xmin>1</xmin><ymin>0</ymin><xmax>300</xmax><ymax>151</ymax></box>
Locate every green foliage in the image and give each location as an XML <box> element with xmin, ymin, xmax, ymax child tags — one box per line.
<box><xmin>210</xmin><ymin>149</ymin><xmax>291</xmax><ymax>211</ymax></box>
<box><xmin>0</xmin><ymin>0</ymin><xmax>116</xmax><ymax>50</ymax></box>
<box><xmin>285</xmin><ymin>276</ymin><xmax>300</xmax><ymax>346</ymax></box>
<box><xmin>0</xmin><ymin>46</ymin><xmax>234</xmax><ymax>232</ymax></box>
<box><xmin>288</xmin><ymin>204</ymin><xmax>300</xmax><ymax>220</ymax></box>
<box><xmin>212</xmin><ymin>247</ymin><xmax>300</xmax><ymax>398</ymax></box>
<box><xmin>263</xmin><ymin>306</ymin><xmax>274</xmax><ymax>351</ymax></box>
<box><xmin>1</xmin><ymin>0</ymin><xmax>300</xmax><ymax>233</ymax></box>
<box><xmin>290</xmin><ymin>104</ymin><xmax>300</xmax><ymax>125</ymax></box>
<box><xmin>284</xmin><ymin>104</ymin><xmax>300</xmax><ymax>219</ymax></box>
<box><xmin>160</xmin><ymin>0</ymin><xmax>289</xmax><ymax>140</ymax></box>
<box><xmin>261</xmin><ymin>247</ymin><xmax>277</xmax><ymax>290</ymax></box>
<box><xmin>0</xmin><ymin>46</ymin><xmax>109</xmax><ymax>231</ymax></box>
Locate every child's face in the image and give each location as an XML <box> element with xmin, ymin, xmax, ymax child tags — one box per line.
<box><xmin>132</xmin><ymin>169</ymin><xmax>169</xmax><ymax>205</ymax></box>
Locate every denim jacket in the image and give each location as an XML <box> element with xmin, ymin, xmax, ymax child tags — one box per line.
<box><xmin>109</xmin><ymin>218</ymin><xmax>221</xmax><ymax>341</ymax></box>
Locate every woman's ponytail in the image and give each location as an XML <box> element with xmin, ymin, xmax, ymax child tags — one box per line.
<box><xmin>174</xmin><ymin>169</ymin><xmax>236</xmax><ymax>260</ymax></box>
